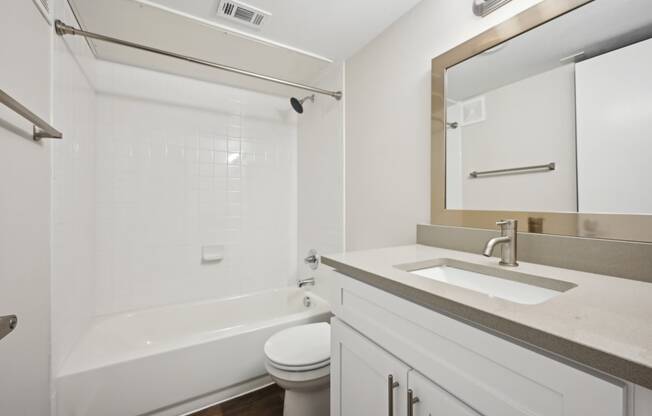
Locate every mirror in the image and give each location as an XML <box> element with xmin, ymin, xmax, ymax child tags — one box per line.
<box><xmin>432</xmin><ymin>0</ymin><xmax>652</xmax><ymax>242</ymax></box>
<box><xmin>445</xmin><ymin>0</ymin><xmax>652</xmax><ymax>214</ymax></box>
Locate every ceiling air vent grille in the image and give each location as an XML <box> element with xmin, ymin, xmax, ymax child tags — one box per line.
<box><xmin>32</xmin><ymin>0</ymin><xmax>52</xmax><ymax>23</ymax></box>
<box><xmin>217</xmin><ymin>0</ymin><xmax>271</xmax><ymax>30</ymax></box>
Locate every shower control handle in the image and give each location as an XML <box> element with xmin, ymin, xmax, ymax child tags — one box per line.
<box><xmin>388</xmin><ymin>374</ymin><xmax>399</xmax><ymax>416</ymax></box>
<box><xmin>304</xmin><ymin>249</ymin><xmax>320</xmax><ymax>270</ymax></box>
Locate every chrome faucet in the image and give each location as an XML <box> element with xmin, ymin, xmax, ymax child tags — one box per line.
<box><xmin>297</xmin><ymin>277</ymin><xmax>315</xmax><ymax>288</ymax></box>
<box><xmin>483</xmin><ymin>219</ymin><xmax>518</xmax><ymax>267</ymax></box>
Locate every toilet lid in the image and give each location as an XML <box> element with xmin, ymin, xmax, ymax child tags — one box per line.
<box><xmin>264</xmin><ymin>322</ymin><xmax>330</xmax><ymax>369</ymax></box>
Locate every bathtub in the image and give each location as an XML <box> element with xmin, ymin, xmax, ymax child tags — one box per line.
<box><xmin>56</xmin><ymin>287</ymin><xmax>330</xmax><ymax>416</ymax></box>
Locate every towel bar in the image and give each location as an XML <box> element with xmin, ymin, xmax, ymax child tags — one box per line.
<box><xmin>0</xmin><ymin>88</ymin><xmax>62</xmax><ymax>140</ymax></box>
<box><xmin>470</xmin><ymin>162</ymin><xmax>555</xmax><ymax>178</ymax></box>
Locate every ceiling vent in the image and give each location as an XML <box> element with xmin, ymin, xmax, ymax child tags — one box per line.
<box><xmin>33</xmin><ymin>0</ymin><xmax>52</xmax><ymax>22</ymax></box>
<box><xmin>216</xmin><ymin>0</ymin><xmax>270</xmax><ymax>29</ymax></box>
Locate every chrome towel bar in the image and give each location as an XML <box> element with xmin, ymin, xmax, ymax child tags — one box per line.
<box><xmin>0</xmin><ymin>89</ymin><xmax>63</xmax><ymax>140</ymax></box>
<box><xmin>470</xmin><ymin>162</ymin><xmax>555</xmax><ymax>178</ymax></box>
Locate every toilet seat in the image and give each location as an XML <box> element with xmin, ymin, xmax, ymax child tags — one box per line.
<box><xmin>267</xmin><ymin>357</ymin><xmax>330</xmax><ymax>372</ymax></box>
<box><xmin>264</xmin><ymin>322</ymin><xmax>330</xmax><ymax>373</ymax></box>
<box><xmin>265</xmin><ymin>360</ymin><xmax>330</xmax><ymax>385</ymax></box>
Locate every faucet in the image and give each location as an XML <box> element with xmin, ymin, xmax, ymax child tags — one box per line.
<box><xmin>297</xmin><ymin>277</ymin><xmax>315</xmax><ymax>288</ymax></box>
<box><xmin>483</xmin><ymin>219</ymin><xmax>518</xmax><ymax>267</ymax></box>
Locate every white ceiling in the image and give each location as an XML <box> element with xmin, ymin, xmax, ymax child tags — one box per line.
<box><xmin>67</xmin><ymin>0</ymin><xmax>422</xmax><ymax>97</ymax></box>
<box><xmin>139</xmin><ymin>0</ymin><xmax>423</xmax><ymax>62</ymax></box>
<box><xmin>447</xmin><ymin>0</ymin><xmax>652</xmax><ymax>101</ymax></box>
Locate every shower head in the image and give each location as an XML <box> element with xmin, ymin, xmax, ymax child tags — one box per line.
<box><xmin>290</xmin><ymin>94</ymin><xmax>315</xmax><ymax>114</ymax></box>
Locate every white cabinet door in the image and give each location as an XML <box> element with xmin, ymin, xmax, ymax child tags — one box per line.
<box><xmin>407</xmin><ymin>370</ymin><xmax>482</xmax><ymax>416</ymax></box>
<box><xmin>331</xmin><ymin>318</ymin><xmax>410</xmax><ymax>416</ymax></box>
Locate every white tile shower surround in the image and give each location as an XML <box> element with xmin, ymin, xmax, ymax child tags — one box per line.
<box><xmin>93</xmin><ymin>63</ymin><xmax>298</xmax><ymax>315</ymax></box>
<box><xmin>50</xmin><ymin>2</ymin><xmax>342</xmax><ymax>382</ymax></box>
<box><xmin>51</xmin><ymin>0</ymin><xmax>98</xmax><ymax>373</ymax></box>
<box><xmin>297</xmin><ymin>63</ymin><xmax>345</xmax><ymax>287</ymax></box>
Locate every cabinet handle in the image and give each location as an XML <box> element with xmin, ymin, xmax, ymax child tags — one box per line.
<box><xmin>407</xmin><ymin>389</ymin><xmax>420</xmax><ymax>416</ymax></box>
<box><xmin>387</xmin><ymin>374</ymin><xmax>399</xmax><ymax>416</ymax></box>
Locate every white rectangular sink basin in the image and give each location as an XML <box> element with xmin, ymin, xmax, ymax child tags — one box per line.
<box><xmin>397</xmin><ymin>258</ymin><xmax>576</xmax><ymax>305</ymax></box>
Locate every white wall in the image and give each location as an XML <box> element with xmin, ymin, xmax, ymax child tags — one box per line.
<box><xmin>0</xmin><ymin>1</ymin><xmax>52</xmax><ymax>414</ymax></box>
<box><xmin>93</xmin><ymin>62</ymin><xmax>298</xmax><ymax>315</ymax></box>
<box><xmin>297</xmin><ymin>63</ymin><xmax>345</xmax><ymax>296</ymax></box>
<box><xmin>51</xmin><ymin>0</ymin><xmax>98</xmax><ymax>375</ymax></box>
<box><xmin>456</xmin><ymin>65</ymin><xmax>577</xmax><ymax>212</ymax></box>
<box><xmin>345</xmin><ymin>0</ymin><xmax>543</xmax><ymax>250</ymax></box>
<box><xmin>576</xmin><ymin>37</ymin><xmax>652</xmax><ymax>215</ymax></box>
<box><xmin>445</xmin><ymin>102</ymin><xmax>463</xmax><ymax>209</ymax></box>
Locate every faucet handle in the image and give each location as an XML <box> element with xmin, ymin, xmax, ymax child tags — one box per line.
<box><xmin>496</xmin><ymin>219</ymin><xmax>517</xmax><ymax>227</ymax></box>
<box><xmin>304</xmin><ymin>249</ymin><xmax>319</xmax><ymax>270</ymax></box>
<box><xmin>496</xmin><ymin>219</ymin><xmax>518</xmax><ymax>233</ymax></box>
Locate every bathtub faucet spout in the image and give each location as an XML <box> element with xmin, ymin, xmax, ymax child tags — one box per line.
<box><xmin>297</xmin><ymin>277</ymin><xmax>315</xmax><ymax>288</ymax></box>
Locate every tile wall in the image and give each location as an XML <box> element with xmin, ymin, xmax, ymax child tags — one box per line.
<box><xmin>50</xmin><ymin>9</ymin><xmax>342</xmax><ymax>369</ymax></box>
<box><xmin>93</xmin><ymin>62</ymin><xmax>298</xmax><ymax>314</ymax></box>
<box><xmin>51</xmin><ymin>0</ymin><xmax>98</xmax><ymax>373</ymax></box>
<box><xmin>297</xmin><ymin>63</ymin><xmax>345</xmax><ymax>297</ymax></box>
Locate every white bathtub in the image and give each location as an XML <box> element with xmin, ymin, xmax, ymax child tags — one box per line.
<box><xmin>56</xmin><ymin>288</ymin><xmax>330</xmax><ymax>416</ymax></box>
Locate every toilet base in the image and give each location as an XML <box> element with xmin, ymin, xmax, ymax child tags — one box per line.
<box><xmin>265</xmin><ymin>362</ymin><xmax>330</xmax><ymax>416</ymax></box>
<box><xmin>283</xmin><ymin>385</ymin><xmax>329</xmax><ymax>416</ymax></box>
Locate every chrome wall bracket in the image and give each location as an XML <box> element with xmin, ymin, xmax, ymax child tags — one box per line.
<box><xmin>0</xmin><ymin>89</ymin><xmax>62</xmax><ymax>140</ymax></box>
<box><xmin>0</xmin><ymin>315</ymin><xmax>18</xmax><ymax>342</ymax></box>
<box><xmin>473</xmin><ymin>0</ymin><xmax>514</xmax><ymax>17</ymax></box>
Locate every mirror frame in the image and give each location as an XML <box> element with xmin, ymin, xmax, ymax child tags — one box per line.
<box><xmin>431</xmin><ymin>0</ymin><xmax>652</xmax><ymax>243</ymax></box>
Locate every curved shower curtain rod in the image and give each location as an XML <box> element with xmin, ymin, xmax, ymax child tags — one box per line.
<box><xmin>54</xmin><ymin>20</ymin><xmax>343</xmax><ymax>101</ymax></box>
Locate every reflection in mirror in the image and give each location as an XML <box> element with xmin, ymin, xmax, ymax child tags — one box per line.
<box><xmin>445</xmin><ymin>0</ymin><xmax>652</xmax><ymax>215</ymax></box>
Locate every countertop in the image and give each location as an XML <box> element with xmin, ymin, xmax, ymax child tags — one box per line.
<box><xmin>322</xmin><ymin>244</ymin><xmax>652</xmax><ymax>389</ymax></box>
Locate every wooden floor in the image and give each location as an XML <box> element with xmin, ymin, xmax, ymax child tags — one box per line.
<box><xmin>190</xmin><ymin>384</ymin><xmax>284</xmax><ymax>416</ymax></box>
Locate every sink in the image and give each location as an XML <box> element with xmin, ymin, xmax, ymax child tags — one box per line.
<box><xmin>395</xmin><ymin>258</ymin><xmax>576</xmax><ymax>305</ymax></box>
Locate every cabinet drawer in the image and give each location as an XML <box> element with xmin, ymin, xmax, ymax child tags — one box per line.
<box><xmin>329</xmin><ymin>270</ymin><xmax>626</xmax><ymax>416</ymax></box>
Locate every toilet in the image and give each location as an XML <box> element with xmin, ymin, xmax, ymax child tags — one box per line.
<box><xmin>264</xmin><ymin>322</ymin><xmax>330</xmax><ymax>416</ymax></box>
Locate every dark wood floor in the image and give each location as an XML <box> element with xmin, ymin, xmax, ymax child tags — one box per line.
<box><xmin>190</xmin><ymin>384</ymin><xmax>284</xmax><ymax>416</ymax></box>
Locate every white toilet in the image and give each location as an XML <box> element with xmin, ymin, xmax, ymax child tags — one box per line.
<box><xmin>264</xmin><ymin>322</ymin><xmax>330</xmax><ymax>416</ymax></box>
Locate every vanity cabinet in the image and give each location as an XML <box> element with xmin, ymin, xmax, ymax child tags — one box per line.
<box><xmin>331</xmin><ymin>318</ymin><xmax>409</xmax><ymax>416</ymax></box>
<box><xmin>407</xmin><ymin>369</ymin><xmax>480</xmax><ymax>416</ymax></box>
<box><xmin>327</xmin><ymin>269</ymin><xmax>628</xmax><ymax>416</ymax></box>
<box><xmin>332</xmin><ymin>318</ymin><xmax>480</xmax><ymax>416</ymax></box>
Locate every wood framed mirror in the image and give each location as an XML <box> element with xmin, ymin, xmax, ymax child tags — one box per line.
<box><xmin>431</xmin><ymin>0</ymin><xmax>652</xmax><ymax>242</ymax></box>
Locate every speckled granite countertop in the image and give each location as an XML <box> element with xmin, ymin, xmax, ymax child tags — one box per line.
<box><xmin>322</xmin><ymin>244</ymin><xmax>652</xmax><ymax>389</ymax></box>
